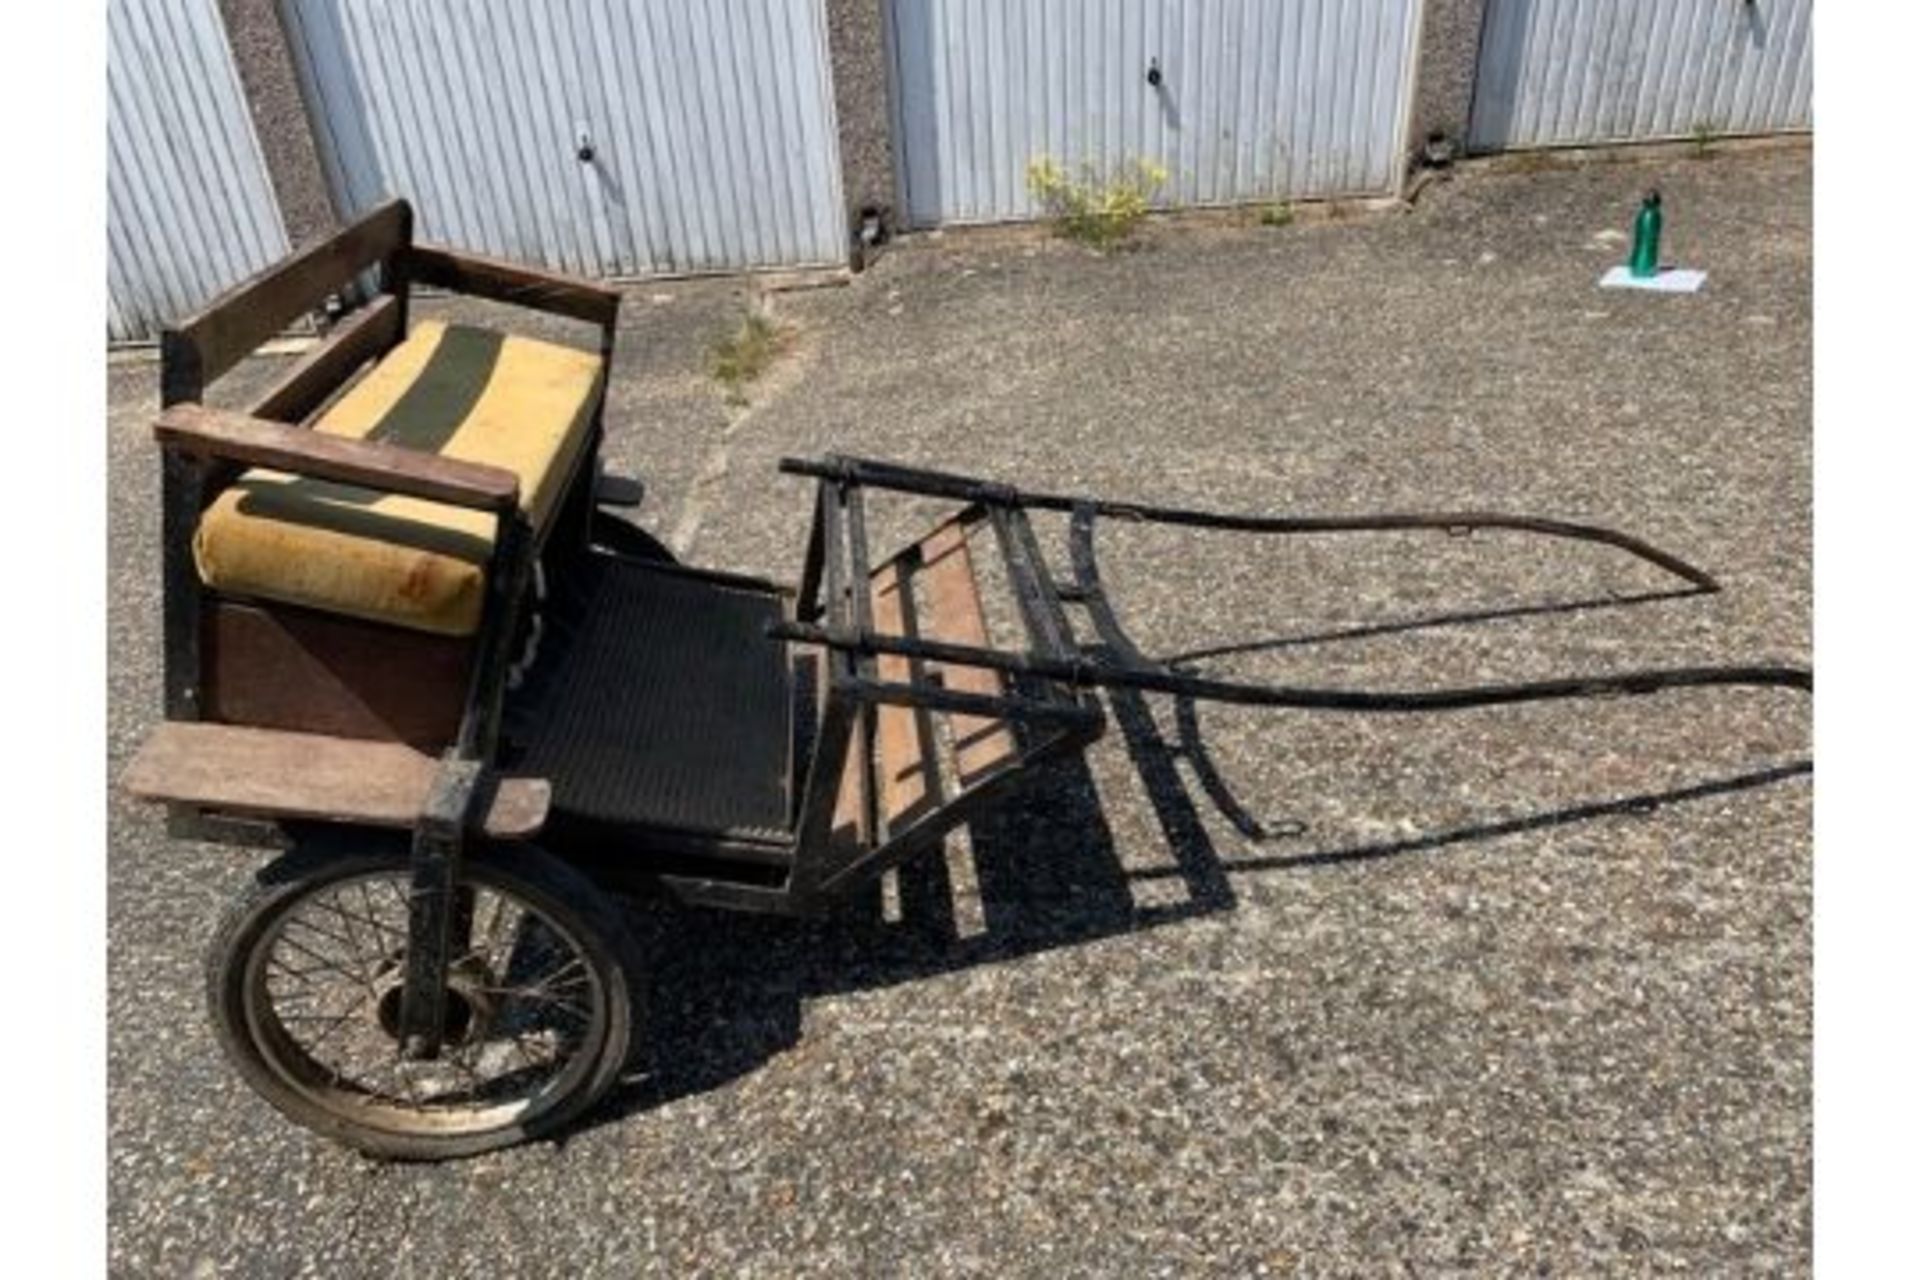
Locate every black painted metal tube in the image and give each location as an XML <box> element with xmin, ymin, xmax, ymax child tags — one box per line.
<box><xmin>778</xmin><ymin>454</ymin><xmax>1722</xmax><ymax>591</ymax></box>
<box><xmin>769</xmin><ymin>619</ymin><xmax>1811</xmax><ymax>710</ymax></box>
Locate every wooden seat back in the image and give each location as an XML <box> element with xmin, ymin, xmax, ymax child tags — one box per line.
<box><xmin>161</xmin><ymin>199</ymin><xmax>414</xmax><ymax>408</ymax></box>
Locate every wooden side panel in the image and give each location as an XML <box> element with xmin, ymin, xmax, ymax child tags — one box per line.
<box><xmin>124</xmin><ymin>721</ymin><xmax>549</xmax><ymax>838</ymax></box>
<box><xmin>204</xmin><ymin>601</ymin><xmax>469</xmax><ymax>749</ymax></box>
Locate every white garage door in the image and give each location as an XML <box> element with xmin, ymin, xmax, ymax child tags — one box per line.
<box><xmin>108</xmin><ymin>0</ymin><xmax>289</xmax><ymax>340</ymax></box>
<box><xmin>1469</xmin><ymin>0</ymin><xmax>1812</xmax><ymax>152</ymax></box>
<box><xmin>281</xmin><ymin>0</ymin><xmax>848</xmax><ymax>275</ymax></box>
<box><xmin>886</xmin><ymin>0</ymin><xmax>1425</xmax><ymax>226</ymax></box>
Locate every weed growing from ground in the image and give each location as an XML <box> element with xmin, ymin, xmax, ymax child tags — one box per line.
<box><xmin>1026</xmin><ymin>156</ymin><xmax>1169</xmax><ymax>249</ymax></box>
<box><xmin>708</xmin><ymin>311</ymin><xmax>793</xmax><ymax>405</ymax></box>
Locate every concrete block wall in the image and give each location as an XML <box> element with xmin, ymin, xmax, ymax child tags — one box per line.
<box><xmin>1411</xmin><ymin>0</ymin><xmax>1493</xmax><ymax>161</ymax></box>
<box><xmin>215</xmin><ymin>0</ymin><xmax>338</xmax><ymax>248</ymax></box>
<box><xmin>825</xmin><ymin>0</ymin><xmax>900</xmax><ymax>231</ymax></box>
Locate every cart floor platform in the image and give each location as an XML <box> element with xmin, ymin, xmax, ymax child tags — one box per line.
<box><xmin>503</xmin><ymin>553</ymin><xmax>793</xmax><ymax>846</ymax></box>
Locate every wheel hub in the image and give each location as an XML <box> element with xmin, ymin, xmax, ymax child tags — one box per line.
<box><xmin>370</xmin><ymin>954</ymin><xmax>498</xmax><ymax>1050</ymax></box>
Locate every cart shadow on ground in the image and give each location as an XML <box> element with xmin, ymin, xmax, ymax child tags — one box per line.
<box><xmin>596</xmin><ymin>587</ymin><xmax>1812</xmax><ymax>1125</ymax></box>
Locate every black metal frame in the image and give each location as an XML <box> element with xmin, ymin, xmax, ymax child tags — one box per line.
<box><xmin>641</xmin><ymin>478</ymin><xmax>1104</xmax><ymax>917</ymax></box>
<box><xmin>792</xmin><ymin>485</ymin><xmax>1101</xmax><ymax>897</ymax></box>
<box><xmin>769</xmin><ymin>454</ymin><xmax>1812</xmax><ymax>715</ymax></box>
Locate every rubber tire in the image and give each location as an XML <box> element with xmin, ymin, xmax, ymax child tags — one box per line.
<box><xmin>206</xmin><ymin>835</ymin><xmax>641</xmax><ymax>1161</ymax></box>
<box><xmin>590</xmin><ymin>510</ymin><xmax>678</xmax><ymax>563</ymax></box>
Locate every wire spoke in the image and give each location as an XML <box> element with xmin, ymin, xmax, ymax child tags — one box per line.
<box><xmin>266</xmin><ymin>956</ymin><xmax>331</xmax><ymax>987</ymax></box>
<box><xmin>506</xmin><ymin>1031</ymin><xmax>556</xmax><ymax>1077</ymax></box>
<box><xmin>284</xmin><ymin>910</ymin><xmax>366</xmax><ymax>958</ymax></box>
<box><xmin>321</xmin><ymin>887</ymin><xmax>391</xmax><ymax>938</ymax></box>
<box><xmin>280</xmin><ymin>1009</ymin><xmax>363</xmax><ymax>1029</ymax></box>
<box><xmin>273</xmin><ymin>931</ymin><xmax>376</xmax><ymax>989</ymax></box>
<box><xmin>496</xmin><ymin>990</ymin><xmax>592</xmax><ymax>1023</ymax></box>
<box><xmin>294</xmin><ymin>986</ymin><xmax>378</xmax><ymax>1055</ymax></box>
<box><xmin>356</xmin><ymin>881</ymin><xmax>401</xmax><ymax>955</ymax></box>
<box><xmin>521</xmin><ymin>955</ymin><xmax>587</xmax><ymax>994</ymax></box>
<box><xmin>389</xmin><ymin>1059</ymin><xmax>424</xmax><ymax>1107</ymax></box>
<box><xmin>484</xmin><ymin>891</ymin><xmax>519</xmax><ymax>973</ymax></box>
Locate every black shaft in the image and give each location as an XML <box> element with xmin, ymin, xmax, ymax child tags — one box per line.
<box><xmin>779</xmin><ymin>453</ymin><xmax>1721</xmax><ymax>591</ymax></box>
<box><xmin>769</xmin><ymin>619</ymin><xmax>1811</xmax><ymax>711</ymax></box>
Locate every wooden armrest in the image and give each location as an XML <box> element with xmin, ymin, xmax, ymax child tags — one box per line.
<box><xmin>402</xmin><ymin>242</ymin><xmax>621</xmax><ymax>329</ymax></box>
<box><xmin>154</xmin><ymin>403</ymin><xmax>520</xmax><ymax>513</ymax></box>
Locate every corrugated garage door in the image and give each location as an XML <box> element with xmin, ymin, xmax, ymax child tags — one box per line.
<box><xmin>280</xmin><ymin>0</ymin><xmax>847</xmax><ymax>276</ymax></box>
<box><xmin>1469</xmin><ymin>0</ymin><xmax>1812</xmax><ymax>152</ymax></box>
<box><xmin>886</xmin><ymin>0</ymin><xmax>1424</xmax><ymax>226</ymax></box>
<box><xmin>107</xmin><ymin>0</ymin><xmax>290</xmax><ymax>341</ymax></box>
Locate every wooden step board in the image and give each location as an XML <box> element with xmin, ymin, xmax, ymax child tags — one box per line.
<box><xmin>834</xmin><ymin>518</ymin><xmax>1019</xmax><ymax>843</ymax></box>
<box><xmin>124</xmin><ymin>722</ymin><xmax>550</xmax><ymax>838</ymax></box>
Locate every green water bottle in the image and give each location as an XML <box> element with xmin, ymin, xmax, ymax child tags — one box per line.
<box><xmin>1628</xmin><ymin>190</ymin><xmax>1662</xmax><ymax>278</ymax></box>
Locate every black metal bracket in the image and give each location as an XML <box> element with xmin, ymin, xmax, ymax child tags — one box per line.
<box><xmin>399</xmin><ymin>755</ymin><xmax>484</xmax><ymax>1058</ymax></box>
<box><xmin>398</xmin><ymin>497</ymin><xmax>537</xmax><ymax>1053</ymax></box>
<box><xmin>595</xmin><ymin>471</ymin><xmax>646</xmax><ymax>510</ymax></box>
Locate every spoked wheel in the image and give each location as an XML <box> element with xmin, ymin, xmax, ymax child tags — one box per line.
<box><xmin>208</xmin><ymin>838</ymin><xmax>640</xmax><ymax>1161</ymax></box>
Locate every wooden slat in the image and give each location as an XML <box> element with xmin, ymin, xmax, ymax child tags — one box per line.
<box><xmin>248</xmin><ymin>294</ymin><xmax>403</xmax><ymax>423</ymax></box>
<box><xmin>871</xmin><ymin>561</ymin><xmax>942</xmax><ymax>827</ymax></box>
<box><xmin>914</xmin><ymin>523</ymin><xmax>1018</xmax><ymax>784</ymax></box>
<box><xmin>168</xmin><ymin>199</ymin><xmax>412</xmax><ymax>391</ymax></box>
<box><xmin>124</xmin><ymin>722</ymin><xmax>548</xmax><ymax>839</ymax></box>
<box><xmin>154</xmin><ymin>403</ymin><xmax>520</xmax><ymax>512</ymax></box>
<box><xmin>831</xmin><ymin>517</ymin><xmax>1020</xmax><ymax>840</ymax></box>
<box><xmin>403</xmin><ymin>242</ymin><xmax>622</xmax><ymax>328</ymax></box>
<box><xmin>831</xmin><ymin>714</ymin><xmax>868</xmax><ymax>847</ymax></box>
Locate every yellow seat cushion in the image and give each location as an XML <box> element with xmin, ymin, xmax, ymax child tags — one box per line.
<box><xmin>194</xmin><ymin>320</ymin><xmax>602</xmax><ymax>636</ymax></box>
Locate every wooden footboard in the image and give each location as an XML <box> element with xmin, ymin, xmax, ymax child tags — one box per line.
<box><xmin>834</xmin><ymin>516</ymin><xmax>1019</xmax><ymax>844</ymax></box>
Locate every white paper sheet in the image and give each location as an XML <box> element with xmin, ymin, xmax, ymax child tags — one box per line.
<box><xmin>1599</xmin><ymin>265</ymin><xmax>1707</xmax><ymax>293</ymax></box>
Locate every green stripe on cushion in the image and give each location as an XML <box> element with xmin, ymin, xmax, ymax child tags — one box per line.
<box><xmin>363</xmin><ymin>324</ymin><xmax>506</xmax><ymax>455</ymax></box>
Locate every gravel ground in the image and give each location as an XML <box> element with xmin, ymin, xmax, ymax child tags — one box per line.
<box><xmin>108</xmin><ymin>148</ymin><xmax>1811</xmax><ymax>1277</ymax></box>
